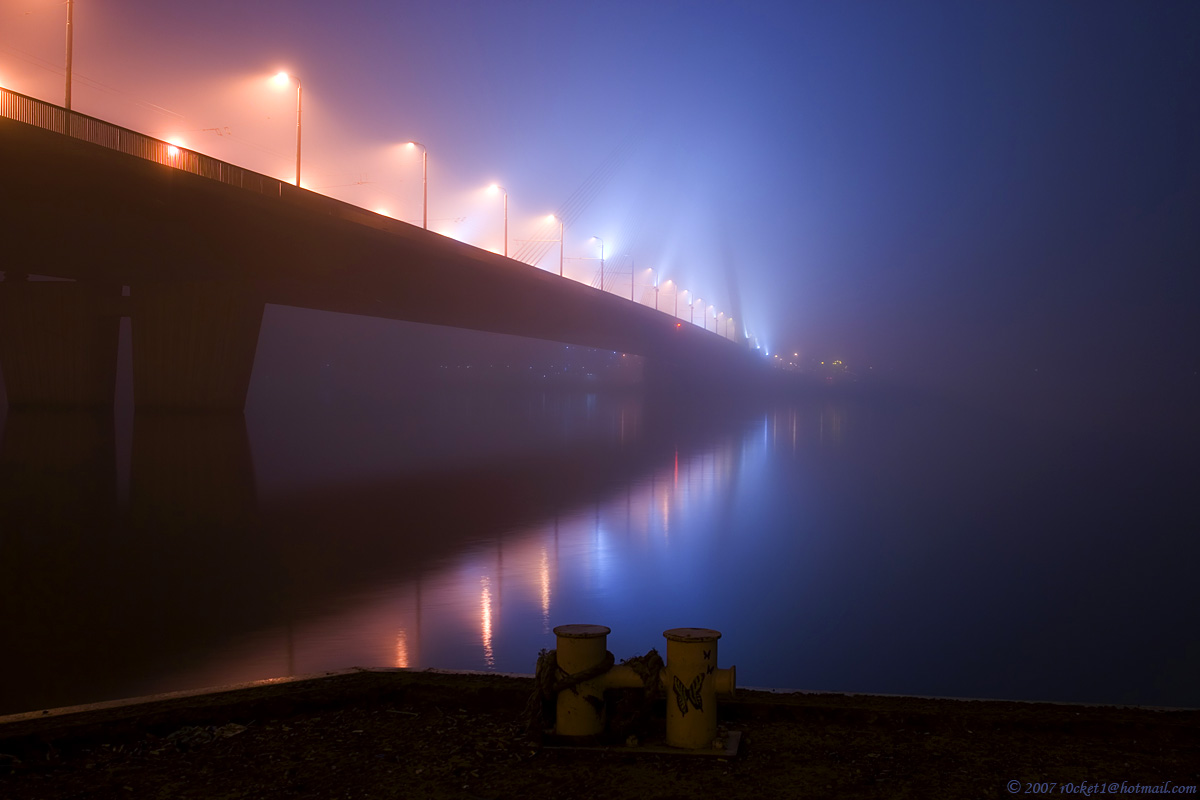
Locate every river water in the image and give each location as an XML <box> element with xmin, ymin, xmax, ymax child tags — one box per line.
<box><xmin>2</xmin><ymin>339</ymin><xmax>1198</xmax><ymax>715</ymax></box>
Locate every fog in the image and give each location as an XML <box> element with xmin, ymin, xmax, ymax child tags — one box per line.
<box><xmin>1</xmin><ymin>0</ymin><xmax>1196</xmax><ymax>433</ymax></box>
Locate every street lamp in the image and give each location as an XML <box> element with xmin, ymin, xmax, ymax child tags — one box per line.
<box><xmin>488</xmin><ymin>184</ymin><xmax>508</xmax><ymax>257</ymax></box>
<box><xmin>692</xmin><ymin>297</ymin><xmax>700</xmax><ymax>326</ymax></box>
<box><xmin>272</xmin><ymin>71</ymin><xmax>302</xmax><ymax>186</ymax></box>
<box><xmin>591</xmin><ymin>236</ymin><xmax>605</xmax><ymax>292</ymax></box>
<box><xmin>407</xmin><ymin>142</ymin><xmax>428</xmax><ymax>229</ymax></box>
<box><xmin>707</xmin><ymin>305</ymin><xmax>714</xmax><ymax>332</ymax></box>
<box><xmin>64</xmin><ymin>0</ymin><xmax>74</xmax><ymax>109</ymax></box>
<box><xmin>666</xmin><ymin>281</ymin><xmax>678</xmax><ymax>317</ymax></box>
<box><xmin>547</xmin><ymin>214</ymin><xmax>564</xmax><ymax>276</ymax></box>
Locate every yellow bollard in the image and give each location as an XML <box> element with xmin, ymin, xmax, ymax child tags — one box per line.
<box><xmin>552</xmin><ymin>624</ymin><xmax>611</xmax><ymax>737</ymax></box>
<box><xmin>663</xmin><ymin>627</ymin><xmax>736</xmax><ymax>749</ymax></box>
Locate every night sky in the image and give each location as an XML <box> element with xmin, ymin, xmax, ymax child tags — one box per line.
<box><xmin>2</xmin><ymin>0</ymin><xmax>1196</xmax><ymax>427</ymax></box>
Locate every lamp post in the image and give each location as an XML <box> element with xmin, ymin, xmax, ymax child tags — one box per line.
<box><xmin>489</xmin><ymin>184</ymin><xmax>508</xmax><ymax>257</ymax></box>
<box><xmin>272</xmin><ymin>71</ymin><xmax>302</xmax><ymax>186</ymax></box>
<box><xmin>651</xmin><ymin>269</ymin><xmax>659</xmax><ymax>311</ymax></box>
<box><xmin>707</xmin><ymin>306</ymin><xmax>714</xmax><ymax>332</ymax></box>
<box><xmin>547</xmin><ymin>215</ymin><xmax>564</xmax><ymax>276</ymax></box>
<box><xmin>692</xmin><ymin>297</ymin><xmax>699</xmax><ymax>326</ymax></box>
<box><xmin>407</xmin><ymin>142</ymin><xmax>428</xmax><ymax>229</ymax></box>
<box><xmin>591</xmin><ymin>236</ymin><xmax>605</xmax><ymax>292</ymax></box>
<box><xmin>64</xmin><ymin>0</ymin><xmax>74</xmax><ymax>110</ymax></box>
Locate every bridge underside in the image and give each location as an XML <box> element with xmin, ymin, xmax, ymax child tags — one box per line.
<box><xmin>0</xmin><ymin>278</ymin><xmax>263</xmax><ymax>411</ymax></box>
<box><xmin>0</xmin><ymin>113</ymin><xmax>758</xmax><ymax>412</ymax></box>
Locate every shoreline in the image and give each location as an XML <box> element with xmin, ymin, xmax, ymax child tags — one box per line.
<box><xmin>3</xmin><ymin>668</ymin><xmax>1197</xmax><ymax>799</ymax></box>
<box><xmin>4</xmin><ymin>666</ymin><xmax>1196</xmax><ymax>729</ymax></box>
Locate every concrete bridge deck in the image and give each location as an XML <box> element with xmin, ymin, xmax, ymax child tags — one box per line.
<box><xmin>0</xmin><ymin>88</ymin><xmax>757</xmax><ymax>411</ymax></box>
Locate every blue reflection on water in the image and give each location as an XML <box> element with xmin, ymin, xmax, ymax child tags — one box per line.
<box><xmin>252</xmin><ymin>396</ymin><xmax>1197</xmax><ymax>709</ymax></box>
<box><xmin>2</xmin><ymin>390</ymin><xmax>1197</xmax><ymax>714</ymax></box>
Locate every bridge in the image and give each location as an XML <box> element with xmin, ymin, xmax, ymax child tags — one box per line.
<box><xmin>0</xmin><ymin>87</ymin><xmax>762</xmax><ymax>412</ymax></box>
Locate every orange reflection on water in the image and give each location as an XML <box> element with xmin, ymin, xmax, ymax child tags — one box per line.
<box><xmin>480</xmin><ymin>575</ymin><xmax>495</xmax><ymax>669</ymax></box>
<box><xmin>395</xmin><ymin>628</ymin><xmax>409</xmax><ymax>669</ymax></box>
<box><xmin>539</xmin><ymin>548</ymin><xmax>551</xmax><ymax>633</ymax></box>
<box><xmin>660</xmin><ymin>482</ymin><xmax>671</xmax><ymax>536</ymax></box>
<box><xmin>155</xmin><ymin>421</ymin><xmax>757</xmax><ymax>686</ymax></box>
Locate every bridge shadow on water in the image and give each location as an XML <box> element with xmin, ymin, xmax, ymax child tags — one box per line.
<box><xmin>0</xmin><ymin>381</ymin><xmax>768</xmax><ymax>715</ymax></box>
<box><xmin>5</xmin><ymin>380</ymin><xmax>1200</xmax><ymax>713</ymax></box>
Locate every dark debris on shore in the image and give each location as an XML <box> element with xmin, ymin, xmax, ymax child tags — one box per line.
<box><xmin>1</xmin><ymin>670</ymin><xmax>1197</xmax><ymax>799</ymax></box>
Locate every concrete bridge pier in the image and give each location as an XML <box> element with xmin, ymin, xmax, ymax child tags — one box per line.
<box><xmin>130</xmin><ymin>281</ymin><xmax>264</xmax><ymax>412</ymax></box>
<box><xmin>0</xmin><ymin>275</ymin><xmax>121</xmax><ymax>409</ymax></box>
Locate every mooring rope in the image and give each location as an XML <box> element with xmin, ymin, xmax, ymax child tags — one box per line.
<box><xmin>620</xmin><ymin>649</ymin><xmax>664</xmax><ymax>691</ymax></box>
<box><xmin>523</xmin><ymin>647</ymin><xmax>666</xmax><ymax>741</ymax></box>
<box><xmin>525</xmin><ymin>647</ymin><xmax>613</xmax><ymax>739</ymax></box>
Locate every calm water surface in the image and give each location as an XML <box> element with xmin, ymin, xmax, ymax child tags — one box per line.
<box><xmin>2</xmin><ymin>382</ymin><xmax>1197</xmax><ymax>715</ymax></box>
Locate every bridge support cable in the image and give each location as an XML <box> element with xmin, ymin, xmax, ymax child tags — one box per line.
<box><xmin>509</xmin><ymin>134</ymin><xmax>639</xmax><ymax>267</ymax></box>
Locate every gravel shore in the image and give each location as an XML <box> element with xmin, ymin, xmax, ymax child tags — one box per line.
<box><xmin>2</xmin><ymin>669</ymin><xmax>1197</xmax><ymax>799</ymax></box>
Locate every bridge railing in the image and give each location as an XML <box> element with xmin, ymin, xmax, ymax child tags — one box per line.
<box><xmin>0</xmin><ymin>86</ymin><xmax>286</xmax><ymax>199</ymax></box>
<box><xmin>1</xmin><ymin>87</ymin><xmax>750</xmax><ymax>346</ymax></box>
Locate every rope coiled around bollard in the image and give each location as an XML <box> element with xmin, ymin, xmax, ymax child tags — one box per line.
<box><xmin>524</xmin><ymin>647</ymin><xmax>666</xmax><ymax>742</ymax></box>
<box><xmin>524</xmin><ymin>648</ymin><xmax>615</xmax><ymax>740</ymax></box>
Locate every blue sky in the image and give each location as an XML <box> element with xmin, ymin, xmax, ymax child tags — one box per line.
<box><xmin>2</xmin><ymin>0</ymin><xmax>1196</xmax><ymax>419</ymax></box>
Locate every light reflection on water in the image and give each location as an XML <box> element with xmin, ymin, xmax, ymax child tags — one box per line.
<box><xmin>153</xmin><ymin>426</ymin><xmax>754</xmax><ymax>694</ymax></box>
<box><xmin>2</xmin><ymin>392</ymin><xmax>1198</xmax><ymax>714</ymax></box>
